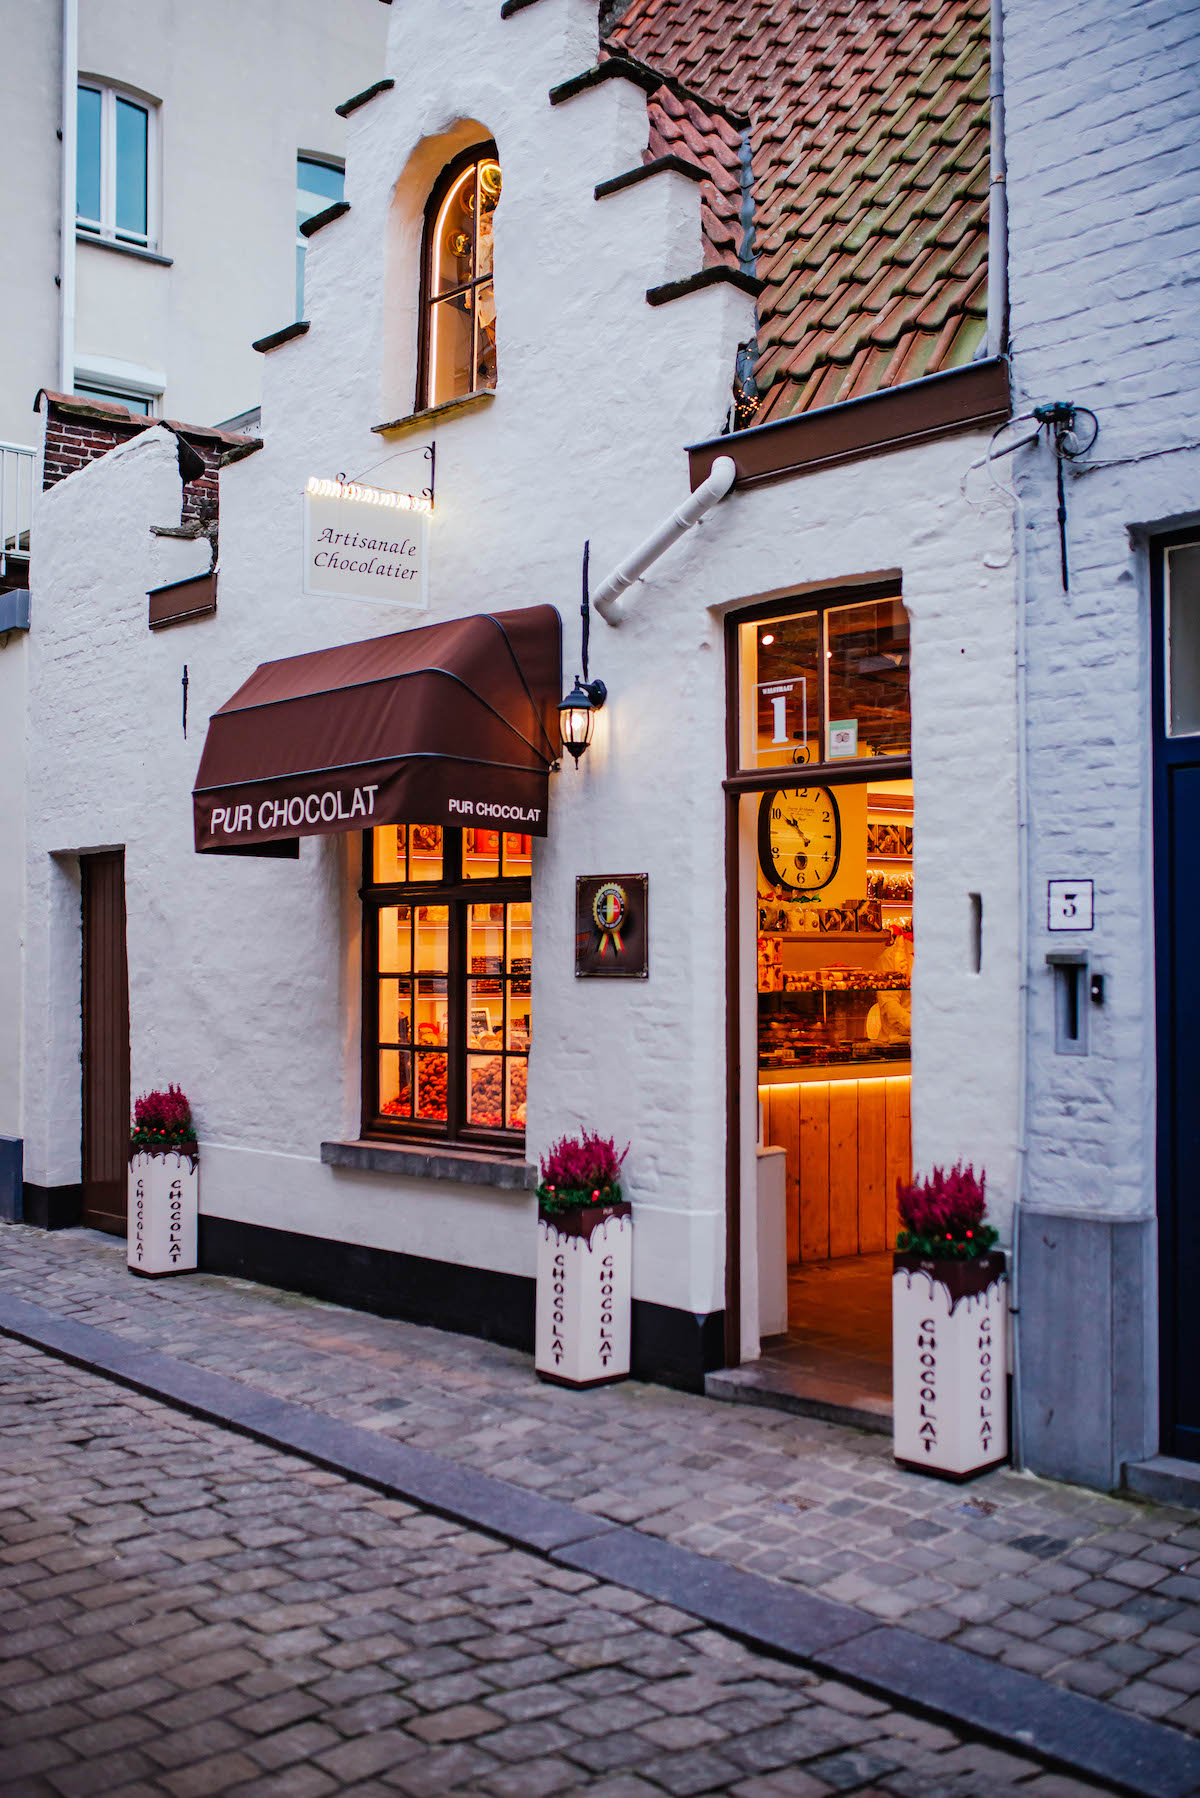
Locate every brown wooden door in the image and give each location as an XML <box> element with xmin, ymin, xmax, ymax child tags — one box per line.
<box><xmin>81</xmin><ymin>850</ymin><xmax>130</xmax><ymax>1234</ymax></box>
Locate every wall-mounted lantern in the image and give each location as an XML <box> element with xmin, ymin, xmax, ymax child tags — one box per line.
<box><xmin>558</xmin><ymin>675</ymin><xmax>607</xmax><ymax>765</ymax></box>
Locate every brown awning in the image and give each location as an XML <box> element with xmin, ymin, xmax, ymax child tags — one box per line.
<box><xmin>193</xmin><ymin>605</ymin><xmax>562</xmax><ymax>854</ymax></box>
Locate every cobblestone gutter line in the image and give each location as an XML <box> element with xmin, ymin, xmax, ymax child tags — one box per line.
<box><xmin>3</xmin><ymin>1289</ymin><xmax>1199</xmax><ymax>1798</ymax></box>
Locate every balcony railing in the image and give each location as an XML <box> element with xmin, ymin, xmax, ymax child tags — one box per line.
<box><xmin>0</xmin><ymin>442</ymin><xmax>35</xmax><ymax>577</ymax></box>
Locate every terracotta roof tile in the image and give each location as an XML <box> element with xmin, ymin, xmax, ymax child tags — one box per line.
<box><xmin>608</xmin><ymin>0</ymin><xmax>990</xmax><ymax>421</ymax></box>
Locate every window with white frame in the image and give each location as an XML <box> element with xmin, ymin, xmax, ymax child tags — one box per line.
<box><xmin>296</xmin><ymin>156</ymin><xmax>344</xmax><ymax>318</ymax></box>
<box><xmin>77</xmin><ymin>81</ymin><xmax>157</xmax><ymax>249</ymax></box>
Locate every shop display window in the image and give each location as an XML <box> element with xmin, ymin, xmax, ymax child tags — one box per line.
<box><xmin>363</xmin><ymin>826</ymin><xmax>530</xmax><ymax>1148</ymax></box>
<box><xmin>738</xmin><ymin>590</ymin><xmax>909</xmax><ymax>771</ymax></box>
<box><xmin>757</xmin><ymin>782</ymin><xmax>913</xmax><ymax>1077</ymax></box>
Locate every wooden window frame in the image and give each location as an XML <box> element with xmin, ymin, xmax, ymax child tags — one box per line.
<box><xmin>724</xmin><ymin>578</ymin><xmax>912</xmax><ymax>796</ymax></box>
<box><xmin>360</xmin><ymin>827</ymin><xmax>530</xmax><ymax>1154</ymax></box>
<box><xmin>416</xmin><ymin>141</ymin><xmax>499</xmax><ymax>413</ymax></box>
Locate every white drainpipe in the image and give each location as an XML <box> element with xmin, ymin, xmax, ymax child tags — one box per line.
<box><xmin>987</xmin><ymin>0</ymin><xmax>1008</xmax><ymax>359</ymax></box>
<box><xmin>59</xmin><ymin>0</ymin><xmax>78</xmax><ymax>392</ymax></box>
<box><xmin>593</xmin><ymin>455</ymin><xmax>738</xmax><ymax>625</ymax></box>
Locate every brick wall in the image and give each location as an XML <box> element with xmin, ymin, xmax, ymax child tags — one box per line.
<box><xmin>40</xmin><ymin>396</ymin><xmax>237</xmax><ymax>532</ymax></box>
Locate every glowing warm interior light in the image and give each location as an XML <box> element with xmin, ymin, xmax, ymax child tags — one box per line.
<box><xmin>306</xmin><ymin>476</ymin><xmax>431</xmax><ymax>515</ymax></box>
<box><xmin>429</xmin><ymin>167</ymin><xmax>475</xmax><ymax>405</ymax></box>
<box><xmin>761</xmin><ymin>633</ymin><xmax>775</xmax><ymax>645</ymax></box>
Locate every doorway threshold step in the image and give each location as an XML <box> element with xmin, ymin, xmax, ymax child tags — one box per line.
<box><xmin>1124</xmin><ymin>1454</ymin><xmax>1200</xmax><ymax>1511</ymax></box>
<box><xmin>706</xmin><ymin>1360</ymin><xmax>893</xmax><ymax>1435</ymax></box>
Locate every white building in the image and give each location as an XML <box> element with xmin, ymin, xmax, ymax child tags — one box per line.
<box><xmin>11</xmin><ymin>0</ymin><xmax>1189</xmax><ymax>1494</ymax></box>
<box><xmin>6</xmin><ymin>0</ymin><xmax>1027</xmax><ymax>1407</ymax></box>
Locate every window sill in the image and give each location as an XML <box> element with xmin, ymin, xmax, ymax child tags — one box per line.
<box><xmin>372</xmin><ymin>389</ymin><xmax>495</xmax><ymax>437</ymax></box>
<box><xmin>76</xmin><ymin>230</ymin><xmax>173</xmax><ymax>267</ymax></box>
<box><xmin>320</xmin><ymin>1138</ymin><xmax>536</xmax><ymax>1191</ymax></box>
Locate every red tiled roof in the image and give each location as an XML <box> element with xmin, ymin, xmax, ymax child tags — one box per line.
<box><xmin>607</xmin><ymin>0</ymin><xmax>990</xmax><ymax>423</ymax></box>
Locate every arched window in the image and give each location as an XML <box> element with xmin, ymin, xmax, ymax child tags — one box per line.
<box><xmin>420</xmin><ymin>145</ymin><xmax>501</xmax><ymax>410</ymax></box>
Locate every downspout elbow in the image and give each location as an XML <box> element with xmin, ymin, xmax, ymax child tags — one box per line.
<box><xmin>594</xmin><ymin>455</ymin><xmax>737</xmax><ymax>625</ymax></box>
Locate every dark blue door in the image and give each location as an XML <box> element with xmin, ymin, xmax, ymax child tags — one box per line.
<box><xmin>1164</xmin><ymin>764</ymin><xmax>1200</xmax><ymax>1457</ymax></box>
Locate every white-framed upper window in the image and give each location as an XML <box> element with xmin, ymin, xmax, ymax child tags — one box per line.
<box><xmin>76</xmin><ymin>81</ymin><xmax>158</xmax><ymax>249</ymax></box>
<box><xmin>296</xmin><ymin>155</ymin><xmax>344</xmax><ymax>318</ymax></box>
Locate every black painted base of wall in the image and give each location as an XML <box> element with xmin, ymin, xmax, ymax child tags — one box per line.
<box><xmin>199</xmin><ymin>1215</ymin><xmax>725</xmax><ymax>1393</ymax></box>
<box><xmin>0</xmin><ymin>1138</ymin><xmax>23</xmax><ymax>1223</ymax></box>
<box><xmin>21</xmin><ymin>1184</ymin><xmax>83</xmax><ymax>1230</ymax></box>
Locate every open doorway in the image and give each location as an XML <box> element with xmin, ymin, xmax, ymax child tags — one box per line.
<box><xmin>723</xmin><ymin>588</ymin><xmax>912</xmax><ymax>1426</ymax></box>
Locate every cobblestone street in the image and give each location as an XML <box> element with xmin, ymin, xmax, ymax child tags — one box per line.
<box><xmin>0</xmin><ymin>1337</ymin><xmax>1115</xmax><ymax>1798</ymax></box>
<box><xmin>3</xmin><ymin>1226</ymin><xmax>1200</xmax><ymax>1783</ymax></box>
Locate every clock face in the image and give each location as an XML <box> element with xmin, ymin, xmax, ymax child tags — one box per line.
<box><xmin>758</xmin><ymin>786</ymin><xmax>842</xmax><ymax>894</ymax></box>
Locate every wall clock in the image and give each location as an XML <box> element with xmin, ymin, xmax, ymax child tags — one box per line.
<box><xmin>758</xmin><ymin>786</ymin><xmax>842</xmax><ymax>894</ymax></box>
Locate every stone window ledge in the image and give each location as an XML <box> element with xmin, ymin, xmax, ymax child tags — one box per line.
<box><xmin>372</xmin><ymin>389</ymin><xmax>495</xmax><ymax>437</ymax></box>
<box><xmin>320</xmin><ymin>1138</ymin><xmax>535</xmax><ymax>1192</ymax></box>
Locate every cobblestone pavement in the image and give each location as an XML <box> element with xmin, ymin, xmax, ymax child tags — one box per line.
<box><xmin>3</xmin><ymin>1226</ymin><xmax>1200</xmax><ymax>1743</ymax></box>
<box><xmin>0</xmin><ymin>1338</ymin><xmax>1113</xmax><ymax>1798</ymax></box>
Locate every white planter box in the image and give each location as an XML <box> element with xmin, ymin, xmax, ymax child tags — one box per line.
<box><xmin>893</xmin><ymin>1251</ymin><xmax>1008</xmax><ymax>1480</ymax></box>
<box><xmin>535</xmin><ymin>1203</ymin><xmax>632</xmax><ymax>1387</ymax></box>
<box><xmin>128</xmin><ymin>1150</ymin><xmax>198</xmax><ymax>1277</ymax></box>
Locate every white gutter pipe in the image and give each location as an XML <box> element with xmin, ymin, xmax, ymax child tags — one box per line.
<box><xmin>59</xmin><ymin>0</ymin><xmax>78</xmax><ymax>392</ymax></box>
<box><xmin>987</xmin><ymin>0</ymin><xmax>1008</xmax><ymax>358</ymax></box>
<box><xmin>593</xmin><ymin>455</ymin><xmax>737</xmax><ymax>625</ymax></box>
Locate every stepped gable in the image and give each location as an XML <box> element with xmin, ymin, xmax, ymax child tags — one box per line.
<box><xmin>607</xmin><ymin>0</ymin><xmax>990</xmax><ymax>423</ymax></box>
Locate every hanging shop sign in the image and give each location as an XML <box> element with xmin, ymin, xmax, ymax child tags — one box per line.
<box><xmin>302</xmin><ymin>476</ymin><xmax>430</xmax><ymax>607</ymax></box>
<box><xmin>575</xmin><ymin>874</ymin><xmax>649</xmax><ymax>979</ymax></box>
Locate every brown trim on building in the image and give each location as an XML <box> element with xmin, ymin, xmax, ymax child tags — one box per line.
<box><xmin>724</xmin><ymin>622</ymin><xmax>742</xmax><ymax>1368</ymax></box>
<box><xmin>148</xmin><ymin>571</ymin><xmax>217</xmax><ymax>630</ymax></box>
<box><xmin>80</xmin><ymin>851</ymin><xmax>130</xmax><ymax>1238</ymax></box>
<box><xmin>335</xmin><ymin>77</ymin><xmax>394</xmax><ymax>119</ymax></box>
<box><xmin>251</xmin><ymin>321</ymin><xmax>310</xmax><ymax>354</ymax></box>
<box><xmin>299</xmin><ymin>200</ymin><xmax>350</xmax><ymax>239</ymax></box>
<box><xmin>688</xmin><ymin>357</ymin><xmax>1012</xmax><ymax>492</ymax></box>
<box><xmin>34</xmin><ymin>390</ymin><xmax>249</xmax><ymax>450</ymax></box>
<box><xmin>595</xmin><ymin>154</ymin><xmax>707</xmax><ymax>201</ymax></box>
<box><xmin>647</xmin><ymin>266</ymin><xmax>762</xmax><ymax>308</ymax></box>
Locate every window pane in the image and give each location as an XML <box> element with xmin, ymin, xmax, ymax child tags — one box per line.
<box><xmin>475</xmin><ymin>160</ymin><xmax>501</xmax><ymax>278</ymax></box>
<box><xmin>372</xmin><ymin>826</ymin><xmax>406</xmax><ymax>883</ymax></box>
<box><xmin>467</xmin><ymin>984</ymin><xmax>503</xmax><ymax>1046</ymax></box>
<box><xmin>414</xmin><ymin>905</ymin><xmax>448</xmax><ymax>974</ymax></box>
<box><xmin>826</xmin><ymin>598</ymin><xmax>910</xmax><ymax>761</ymax></box>
<box><xmin>507</xmin><ymin>1058</ymin><xmax>527</xmax><ymax>1130</ymax></box>
<box><xmin>739</xmin><ymin>610</ymin><xmax>820</xmax><ymax>770</ymax></box>
<box><xmin>379</xmin><ymin>1050</ymin><xmax>411</xmax><ymax>1119</ymax></box>
<box><xmin>463</xmin><ymin>827</ymin><xmax>501</xmax><ymax>880</ymax></box>
<box><xmin>115</xmin><ymin>98</ymin><xmax>148</xmax><ymax>239</ymax></box>
<box><xmin>507</xmin><ymin>901</ymin><xmax>532</xmax><ymax>989</ymax></box>
<box><xmin>469</xmin><ymin>903</ymin><xmax>506</xmax><ymax>987</ymax></box>
<box><xmin>414</xmin><ymin>979</ymin><xmax>448</xmax><ymax>1046</ymax></box>
<box><xmin>296</xmin><ymin>156</ymin><xmax>344</xmax><ymax>219</ymax></box>
<box><xmin>408</xmin><ymin>825</ymin><xmax>442</xmax><ymax>882</ymax></box>
<box><xmin>377</xmin><ymin>906</ymin><xmax>412</xmax><ymax>975</ymax></box>
<box><xmin>475</xmin><ymin>280</ymin><xmax>497</xmax><ymax>391</ymax></box>
<box><xmin>416</xmin><ymin>1052</ymin><xmax>448</xmax><ymax>1120</ymax></box>
<box><xmin>378</xmin><ymin>978</ymin><xmax>411</xmax><ymax>1046</ymax></box>
<box><xmin>1168</xmin><ymin>545</ymin><xmax>1200</xmax><ymax>736</ymax></box>
<box><xmin>76</xmin><ymin>86</ymin><xmax>102</xmax><ymax>224</ymax></box>
<box><xmin>429</xmin><ymin>292</ymin><xmax>473</xmax><ymax>404</ymax></box>
<box><xmin>468</xmin><ymin>1054</ymin><xmax>504</xmax><ymax>1128</ymax></box>
<box><xmin>73</xmin><ymin>383</ymin><xmax>152</xmax><ymax>415</ymax></box>
<box><xmin>507</xmin><ymin>990</ymin><xmax>531</xmax><ymax>1052</ymax></box>
<box><xmin>433</xmin><ymin>167</ymin><xmax>475</xmax><ymax>295</ymax></box>
<box><xmin>502</xmin><ymin>833</ymin><xmax>532</xmax><ymax>875</ymax></box>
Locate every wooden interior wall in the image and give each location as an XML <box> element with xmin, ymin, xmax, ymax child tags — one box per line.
<box><xmin>760</xmin><ymin>1076</ymin><xmax>911</xmax><ymax>1263</ymax></box>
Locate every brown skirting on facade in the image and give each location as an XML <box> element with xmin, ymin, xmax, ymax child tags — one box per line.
<box><xmin>688</xmin><ymin>357</ymin><xmax>1012</xmax><ymax>492</ymax></box>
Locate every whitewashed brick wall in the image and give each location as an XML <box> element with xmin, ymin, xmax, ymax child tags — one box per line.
<box><xmin>1006</xmin><ymin>0</ymin><xmax>1200</xmax><ymax>1222</ymax></box>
